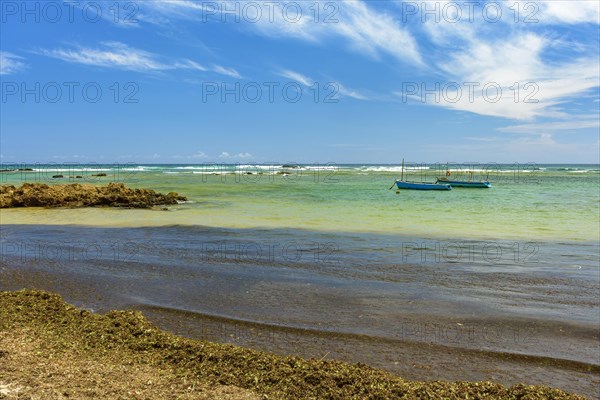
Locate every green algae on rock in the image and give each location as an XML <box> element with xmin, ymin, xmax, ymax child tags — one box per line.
<box><xmin>0</xmin><ymin>183</ymin><xmax>186</xmax><ymax>209</ymax></box>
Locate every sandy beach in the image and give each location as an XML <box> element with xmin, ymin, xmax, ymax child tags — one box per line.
<box><xmin>0</xmin><ymin>289</ymin><xmax>591</xmax><ymax>399</ymax></box>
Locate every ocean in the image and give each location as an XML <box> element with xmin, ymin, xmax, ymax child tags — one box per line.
<box><xmin>1</xmin><ymin>163</ymin><xmax>599</xmax><ymax>240</ymax></box>
<box><xmin>1</xmin><ymin>163</ymin><xmax>599</xmax><ymax>396</ymax></box>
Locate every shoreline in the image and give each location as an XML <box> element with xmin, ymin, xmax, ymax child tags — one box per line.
<box><xmin>1</xmin><ymin>260</ymin><xmax>598</xmax><ymax>397</ymax></box>
<box><xmin>0</xmin><ymin>222</ymin><xmax>598</xmax><ymax>398</ymax></box>
<box><xmin>0</xmin><ymin>289</ymin><xmax>591</xmax><ymax>399</ymax></box>
<box><xmin>0</xmin><ymin>216</ymin><xmax>596</xmax><ymax>245</ymax></box>
<box><xmin>1</xmin><ymin>203</ymin><xmax>598</xmax><ymax>398</ymax></box>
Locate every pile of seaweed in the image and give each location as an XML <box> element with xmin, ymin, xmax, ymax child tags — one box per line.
<box><xmin>0</xmin><ymin>290</ymin><xmax>588</xmax><ymax>399</ymax></box>
<box><xmin>0</xmin><ymin>183</ymin><xmax>186</xmax><ymax>209</ymax></box>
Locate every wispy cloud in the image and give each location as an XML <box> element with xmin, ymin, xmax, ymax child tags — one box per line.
<box><xmin>278</xmin><ymin>69</ymin><xmax>313</xmax><ymax>87</ymax></box>
<box><xmin>278</xmin><ymin>69</ymin><xmax>368</xmax><ymax>100</ymax></box>
<box><xmin>175</xmin><ymin>59</ymin><xmax>207</xmax><ymax>71</ymax></box>
<box><xmin>332</xmin><ymin>1</ymin><xmax>422</xmax><ymax>65</ymax></box>
<box><xmin>0</xmin><ymin>52</ymin><xmax>27</xmax><ymax>75</ymax></box>
<box><xmin>337</xmin><ymin>84</ymin><xmax>368</xmax><ymax>100</ymax></box>
<box><xmin>143</xmin><ymin>0</ymin><xmax>422</xmax><ymax>66</ymax></box>
<box><xmin>212</xmin><ymin>65</ymin><xmax>242</xmax><ymax>78</ymax></box>
<box><xmin>35</xmin><ymin>42</ymin><xmax>239</xmax><ymax>77</ymax></box>
<box><xmin>36</xmin><ymin>41</ymin><xmax>170</xmax><ymax>71</ymax></box>
<box><xmin>498</xmin><ymin>119</ymin><xmax>600</xmax><ymax>134</ymax></box>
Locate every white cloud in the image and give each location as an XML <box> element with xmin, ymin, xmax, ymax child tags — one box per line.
<box><xmin>175</xmin><ymin>59</ymin><xmax>207</xmax><ymax>71</ymax></box>
<box><xmin>37</xmin><ymin>41</ymin><xmax>168</xmax><ymax>71</ymax></box>
<box><xmin>142</xmin><ymin>0</ymin><xmax>206</xmax><ymax>15</ymax></box>
<box><xmin>332</xmin><ymin>1</ymin><xmax>422</xmax><ymax>65</ymax></box>
<box><xmin>406</xmin><ymin>0</ymin><xmax>600</xmax><ymax>122</ymax></box>
<box><xmin>510</xmin><ymin>1</ymin><xmax>600</xmax><ymax>25</ymax></box>
<box><xmin>0</xmin><ymin>52</ymin><xmax>27</xmax><ymax>75</ymax></box>
<box><xmin>337</xmin><ymin>83</ymin><xmax>368</xmax><ymax>100</ymax></box>
<box><xmin>143</xmin><ymin>0</ymin><xmax>422</xmax><ymax>65</ymax></box>
<box><xmin>219</xmin><ymin>151</ymin><xmax>253</xmax><ymax>159</ymax></box>
<box><xmin>278</xmin><ymin>69</ymin><xmax>368</xmax><ymax>100</ymax></box>
<box><xmin>419</xmin><ymin>18</ymin><xmax>600</xmax><ymax>121</ymax></box>
<box><xmin>35</xmin><ymin>42</ymin><xmax>238</xmax><ymax>77</ymax></box>
<box><xmin>213</xmin><ymin>65</ymin><xmax>242</xmax><ymax>78</ymax></box>
<box><xmin>279</xmin><ymin>69</ymin><xmax>313</xmax><ymax>87</ymax></box>
<box><xmin>498</xmin><ymin>119</ymin><xmax>600</xmax><ymax>134</ymax></box>
<box><xmin>440</xmin><ymin>34</ymin><xmax>542</xmax><ymax>87</ymax></box>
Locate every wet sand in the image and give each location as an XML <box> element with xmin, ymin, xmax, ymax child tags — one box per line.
<box><xmin>0</xmin><ymin>289</ymin><xmax>591</xmax><ymax>399</ymax></box>
<box><xmin>0</xmin><ymin>264</ymin><xmax>600</xmax><ymax>398</ymax></box>
<box><xmin>0</xmin><ymin>224</ymin><xmax>598</xmax><ymax>398</ymax></box>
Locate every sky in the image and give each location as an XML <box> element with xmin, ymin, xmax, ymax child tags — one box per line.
<box><xmin>1</xmin><ymin>0</ymin><xmax>599</xmax><ymax>164</ymax></box>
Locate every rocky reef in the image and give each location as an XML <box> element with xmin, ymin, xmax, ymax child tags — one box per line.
<box><xmin>0</xmin><ymin>183</ymin><xmax>187</xmax><ymax>209</ymax></box>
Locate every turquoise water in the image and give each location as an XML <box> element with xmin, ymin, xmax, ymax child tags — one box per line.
<box><xmin>1</xmin><ymin>163</ymin><xmax>599</xmax><ymax>241</ymax></box>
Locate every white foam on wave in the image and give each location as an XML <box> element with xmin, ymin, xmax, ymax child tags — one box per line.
<box><xmin>359</xmin><ymin>166</ymin><xmax>431</xmax><ymax>172</ymax></box>
<box><xmin>173</xmin><ymin>166</ymin><xmax>206</xmax><ymax>170</ymax></box>
<box><xmin>30</xmin><ymin>168</ymin><xmax>110</xmax><ymax>172</ymax></box>
<box><xmin>297</xmin><ymin>166</ymin><xmax>338</xmax><ymax>171</ymax></box>
<box><xmin>121</xmin><ymin>167</ymin><xmax>150</xmax><ymax>171</ymax></box>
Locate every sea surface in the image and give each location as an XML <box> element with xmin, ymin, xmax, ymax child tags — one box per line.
<box><xmin>1</xmin><ymin>163</ymin><xmax>599</xmax><ymax>397</ymax></box>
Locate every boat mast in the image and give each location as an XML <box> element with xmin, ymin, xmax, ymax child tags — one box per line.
<box><xmin>401</xmin><ymin>158</ymin><xmax>404</xmax><ymax>181</ymax></box>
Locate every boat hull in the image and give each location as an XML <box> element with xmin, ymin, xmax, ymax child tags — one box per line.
<box><xmin>436</xmin><ymin>179</ymin><xmax>492</xmax><ymax>188</ymax></box>
<box><xmin>395</xmin><ymin>181</ymin><xmax>452</xmax><ymax>190</ymax></box>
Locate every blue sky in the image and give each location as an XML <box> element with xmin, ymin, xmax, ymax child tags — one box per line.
<box><xmin>1</xmin><ymin>0</ymin><xmax>599</xmax><ymax>163</ymax></box>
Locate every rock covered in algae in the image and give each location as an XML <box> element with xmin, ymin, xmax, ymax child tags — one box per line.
<box><xmin>0</xmin><ymin>183</ymin><xmax>187</xmax><ymax>209</ymax></box>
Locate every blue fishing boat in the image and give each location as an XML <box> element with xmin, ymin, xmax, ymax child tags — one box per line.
<box><xmin>395</xmin><ymin>180</ymin><xmax>452</xmax><ymax>190</ymax></box>
<box><xmin>389</xmin><ymin>159</ymin><xmax>452</xmax><ymax>191</ymax></box>
<box><xmin>435</xmin><ymin>178</ymin><xmax>492</xmax><ymax>188</ymax></box>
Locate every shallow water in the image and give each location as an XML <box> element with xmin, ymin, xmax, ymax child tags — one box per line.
<box><xmin>1</xmin><ymin>163</ymin><xmax>599</xmax><ymax>240</ymax></box>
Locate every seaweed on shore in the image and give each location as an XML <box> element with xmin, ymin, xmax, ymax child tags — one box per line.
<box><xmin>0</xmin><ymin>290</ymin><xmax>590</xmax><ymax>399</ymax></box>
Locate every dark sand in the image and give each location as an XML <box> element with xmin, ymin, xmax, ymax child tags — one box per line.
<box><xmin>0</xmin><ymin>289</ymin><xmax>591</xmax><ymax>399</ymax></box>
<box><xmin>1</xmin><ymin>257</ymin><xmax>598</xmax><ymax>398</ymax></box>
